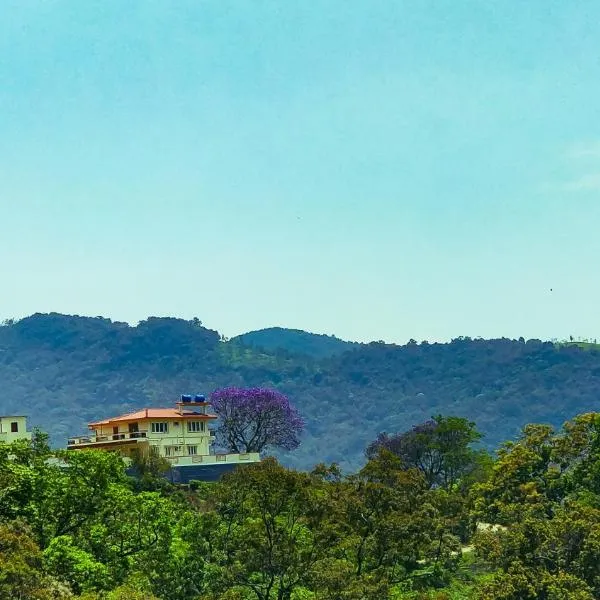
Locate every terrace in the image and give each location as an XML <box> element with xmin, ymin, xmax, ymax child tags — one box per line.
<box><xmin>67</xmin><ymin>430</ymin><xmax>149</xmax><ymax>448</ymax></box>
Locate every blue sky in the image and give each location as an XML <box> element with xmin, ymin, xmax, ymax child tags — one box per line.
<box><xmin>1</xmin><ymin>0</ymin><xmax>599</xmax><ymax>343</ymax></box>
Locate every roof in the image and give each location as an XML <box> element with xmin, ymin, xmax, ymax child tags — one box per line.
<box><xmin>0</xmin><ymin>415</ymin><xmax>27</xmax><ymax>419</ymax></box>
<box><xmin>89</xmin><ymin>408</ymin><xmax>217</xmax><ymax>427</ymax></box>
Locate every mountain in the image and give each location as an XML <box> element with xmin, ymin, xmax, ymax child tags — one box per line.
<box><xmin>1</xmin><ymin>313</ymin><xmax>600</xmax><ymax>471</ymax></box>
<box><xmin>232</xmin><ymin>327</ymin><xmax>360</xmax><ymax>358</ymax></box>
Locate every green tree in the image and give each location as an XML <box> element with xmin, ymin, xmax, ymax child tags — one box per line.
<box><xmin>471</xmin><ymin>424</ymin><xmax>558</xmax><ymax>524</ymax></box>
<box><xmin>87</xmin><ymin>486</ymin><xmax>174</xmax><ymax>584</ymax></box>
<box><xmin>476</xmin><ymin>565</ymin><xmax>593</xmax><ymax>600</ymax></box>
<box><xmin>204</xmin><ymin>458</ymin><xmax>333</xmax><ymax>600</ymax></box>
<box><xmin>143</xmin><ymin>510</ymin><xmax>209</xmax><ymax>600</ymax></box>
<box><xmin>366</xmin><ymin>416</ymin><xmax>483</xmax><ymax>490</ymax></box>
<box><xmin>43</xmin><ymin>535</ymin><xmax>109</xmax><ymax>594</ymax></box>
<box><xmin>23</xmin><ymin>450</ymin><xmax>127</xmax><ymax>548</ymax></box>
<box><xmin>129</xmin><ymin>446</ymin><xmax>172</xmax><ymax>492</ymax></box>
<box><xmin>472</xmin><ymin>415</ymin><xmax>600</xmax><ymax>599</ymax></box>
<box><xmin>0</xmin><ymin>520</ymin><xmax>73</xmax><ymax>600</ymax></box>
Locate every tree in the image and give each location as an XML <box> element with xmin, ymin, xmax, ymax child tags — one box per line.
<box><xmin>476</xmin><ymin>565</ymin><xmax>594</xmax><ymax>600</ymax></box>
<box><xmin>471</xmin><ymin>415</ymin><xmax>600</xmax><ymax>599</ymax></box>
<box><xmin>341</xmin><ymin>451</ymin><xmax>445</xmax><ymax>583</ymax></box>
<box><xmin>210</xmin><ymin>387</ymin><xmax>305</xmax><ymax>454</ymax></box>
<box><xmin>472</xmin><ymin>423</ymin><xmax>558</xmax><ymax>524</ymax></box>
<box><xmin>365</xmin><ymin>416</ymin><xmax>483</xmax><ymax>489</ymax></box>
<box><xmin>128</xmin><ymin>446</ymin><xmax>172</xmax><ymax>492</ymax></box>
<box><xmin>0</xmin><ymin>520</ymin><xmax>73</xmax><ymax>600</ymax></box>
<box><xmin>22</xmin><ymin>450</ymin><xmax>127</xmax><ymax>548</ymax></box>
<box><xmin>473</xmin><ymin>502</ymin><xmax>600</xmax><ymax>599</ymax></box>
<box><xmin>204</xmin><ymin>458</ymin><xmax>333</xmax><ymax>600</ymax></box>
<box><xmin>86</xmin><ymin>487</ymin><xmax>174</xmax><ymax>585</ymax></box>
<box><xmin>43</xmin><ymin>535</ymin><xmax>109</xmax><ymax>594</ymax></box>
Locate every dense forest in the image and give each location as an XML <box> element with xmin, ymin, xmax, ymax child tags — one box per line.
<box><xmin>1</xmin><ymin>313</ymin><xmax>600</xmax><ymax>470</ymax></box>
<box><xmin>4</xmin><ymin>413</ymin><xmax>600</xmax><ymax>599</ymax></box>
<box><xmin>231</xmin><ymin>327</ymin><xmax>359</xmax><ymax>358</ymax></box>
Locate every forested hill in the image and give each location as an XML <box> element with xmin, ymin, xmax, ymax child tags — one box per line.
<box><xmin>1</xmin><ymin>313</ymin><xmax>600</xmax><ymax>470</ymax></box>
<box><xmin>232</xmin><ymin>327</ymin><xmax>359</xmax><ymax>358</ymax></box>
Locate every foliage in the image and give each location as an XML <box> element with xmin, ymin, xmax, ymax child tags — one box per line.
<box><xmin>0</xmin><ymin>430</ymin><xmax>476</xmax><ymax>600</ymax></box>
<box><xmin>128</xmin><ymin>446</ymin><xmax>173</xmax><ymax>492</ymax></box>
<box><xmin>204</xmin><ymin>458</ymin><xmax>332</xmax><ymax>600</ymax></box>
<box><xmin>0</xmin><ymin>520</ymin><xmax>73</xmax><ymax>599</ymax></box>
<box><xmin>6</xmin><ymin>410</ymin><xmax>600</xmax><ymax>599</ymax></box>
<box><xmin>210</xmin><ymin>387</ymin><xmax>305</xmax><ymax>453</ymax></box>
<box><xmin>25</xmin><ymin>450</ymin><xmax>128</xmax><ymax>548</ymax></box>
<box><xmin>3</xmin><ymin>314</ymin><xmax>600</xmax><ymax>471</ymax></box>
<box><xmin>6</xmin><ymin>320</ymin><xmax>600</xmax><ymax>600</ymax></box>
<box><xmin>365</xmin><ymin>416</ymin><xmax>485</xmax><ymax>489</ymax></box>
<box><xmin>471</xmin><ymin>413</ymin><xmax>600</xmax><ymax>599</ymax></box>
<box><xmin>43</xmin><ymin>536</ymin><xmax>109</xmax><ymax>594</ymax></box>
<box><xmin>232</xmin><ymin>328</ymin><xmax>359</xmax><ymax>358</ymax></box>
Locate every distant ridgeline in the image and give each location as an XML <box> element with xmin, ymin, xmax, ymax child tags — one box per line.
<box><xmin>231</xmin><ymin>327</ymin><xmax>360</xmax><ymax>358</ymax></box>
<box><xmin>1</xmin><ymin>313</ymin><xmax>600</xmax><ymax>471</ymax></box>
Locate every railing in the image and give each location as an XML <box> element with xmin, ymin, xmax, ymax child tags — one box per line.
<box><xmin>67</xmin><ymin>431</ymin><xmax>148</xmax><ymax>446</ymax></box>
<box><xmin>168</xmin><ymin>452</ymin><xmax>260</xmax><ymax>465</ymax></box>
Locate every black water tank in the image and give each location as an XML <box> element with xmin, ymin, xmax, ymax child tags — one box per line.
<box><xmin>181</xmin><ymin>394</ymin><xmax>192</xmax><ymax>403</ymax></box>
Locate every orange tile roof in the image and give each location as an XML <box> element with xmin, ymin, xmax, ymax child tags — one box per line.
<box><xmin>89</xmin><ymin>408</ymin><xmax>217</xmax><ymax>427</ymax></box>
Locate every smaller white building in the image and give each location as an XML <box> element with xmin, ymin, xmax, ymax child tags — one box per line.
<box><xmin>0</xmin><ymin>415</ymin><xmax>32</xmax><ymax>444</ymax></box>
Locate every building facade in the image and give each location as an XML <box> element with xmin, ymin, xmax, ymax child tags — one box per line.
<box><xmin>67</xmin><ymin>394</ymin><xmax>260</xmax><ymax>482</ymax></box>
<box><xmin>0</xmin><ymin>415</ymin><xmax>32</xmax><ymax>444</ymax></box>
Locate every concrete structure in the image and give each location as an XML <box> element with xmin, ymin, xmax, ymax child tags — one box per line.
<box><xmin>67</xmin><ymin>394</ymin><xmax>260</xmax><ymax>482</ymax></box>
<box><xmin>0</xmin><ymin>415</ymin><xmax>32</xmax><ymax>444</ymax></box>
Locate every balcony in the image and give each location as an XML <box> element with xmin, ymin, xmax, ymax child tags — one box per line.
<box><xmin>67</xmin><ymin>431</ymin><xmax>149</xmax><ymax>448</ymax></box>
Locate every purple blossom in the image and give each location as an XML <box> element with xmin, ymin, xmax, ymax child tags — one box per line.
<box><xmin>210</xmin><ymin>387</ymin><xmax>305</xmax><ymax>454</ymax></box>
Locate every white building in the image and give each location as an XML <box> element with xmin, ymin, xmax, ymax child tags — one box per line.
<box><xmin>0</xmin><ymin>415</ymin><xmax>32</xmax><ymax>444</ymax></box>
<box><xmin>67</xmin><ymin>394</ymin><xmax>260</xmax><ymax>482</ymax></box>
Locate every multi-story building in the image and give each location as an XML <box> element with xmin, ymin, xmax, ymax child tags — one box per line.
<box><xmin>67</xmin><ymin>394</ymin><xmax>260</xmax><ymax>482</ymax></box>
<box><xmin>0</xmin><ymin>415</ymin><xmax>32</xmax><ymax>444</ymax></box>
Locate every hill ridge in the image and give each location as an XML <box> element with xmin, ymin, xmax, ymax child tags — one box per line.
<box><xmin>1</xmin><ymin>313</ymin><xmax>599</xmax><ymax>470</ymax></box>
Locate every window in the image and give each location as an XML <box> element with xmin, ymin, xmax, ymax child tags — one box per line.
<box><xmin>187</xmin><ymin>421</ymin><xmax>205</xmax><ymax>433</ymax></box>
<box><xmin>10</xmin><ymin>422</ymin><xmax>18</xmax><ymax>433</ymax></box>
<box><xmin>151</xmin><ymin>422</ymin><xmax>168</xmax><ymax>434</ymax></box>
<box><xmin>165</xmin><ymin>446</ymin><xmax>182</xmax><ymax>457</ymax></box>
<box><xmin>187</xmin><ymin>445</ymin><xmax>198</xmax><ymax>456</ymax></box>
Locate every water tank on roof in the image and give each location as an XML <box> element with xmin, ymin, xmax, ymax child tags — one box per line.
<box><xmin>181</xmin><ymin>394</ymin><xmax>192</xmax><ymax>403</ymax></box>
<box><xmin>194</xmin><ymin>394</ymin><xmax>206</xmax><ymax>403</ymax></box>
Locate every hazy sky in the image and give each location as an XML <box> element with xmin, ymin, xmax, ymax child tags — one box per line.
<box><xmin>2</xmin><ymin>0</ymin><xmax>599</xmax><ymax>343</ymax></box>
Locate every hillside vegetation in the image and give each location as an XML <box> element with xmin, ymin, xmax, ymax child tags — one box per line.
<box><xmin>1</xmin><ymin>313</ymin><xmax>600</xmax><ymax>470</ymax></box>
<box><xmin>232</xmin><ymin>327</ymin><xmax>359</xmax><ymax>358</ymax></box>
<box><xmin>5</xmin><ymin>413</ymin><xmax>600</xmax><ymax>599</ymax></box>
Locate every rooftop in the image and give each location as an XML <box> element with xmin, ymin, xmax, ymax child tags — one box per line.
<box><xmin>89</xmin><ymin>408</ymin><xmax>217</xmax><ymax>427</ymax></box>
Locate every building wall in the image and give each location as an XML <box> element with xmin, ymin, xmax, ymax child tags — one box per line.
<box><xmin>0</xmin><ymin>416</ymin><xmax>32</xmax><ymax>444</ymax></box>
<box><xmin>93</xmin><ymin>417</ymin><xmax>212</xmax><ymax>457</ymax></box>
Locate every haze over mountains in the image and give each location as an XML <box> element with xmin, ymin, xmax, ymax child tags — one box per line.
<box><xmin>1</xmin><ymin>313</ymin><xmax>599</xmax><ymax>471</ymax></box>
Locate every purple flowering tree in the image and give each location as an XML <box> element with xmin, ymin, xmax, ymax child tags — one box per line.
<box><xmin>210</xmin><ymin>387</ymin><xmax>305</xmax><ymax>454</ymax></box>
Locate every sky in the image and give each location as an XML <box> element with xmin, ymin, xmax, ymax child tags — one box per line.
<box><xmin>1</xmin><ymin>0</ymin><xmax>599</xmax><ymax>344</ymax></box>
